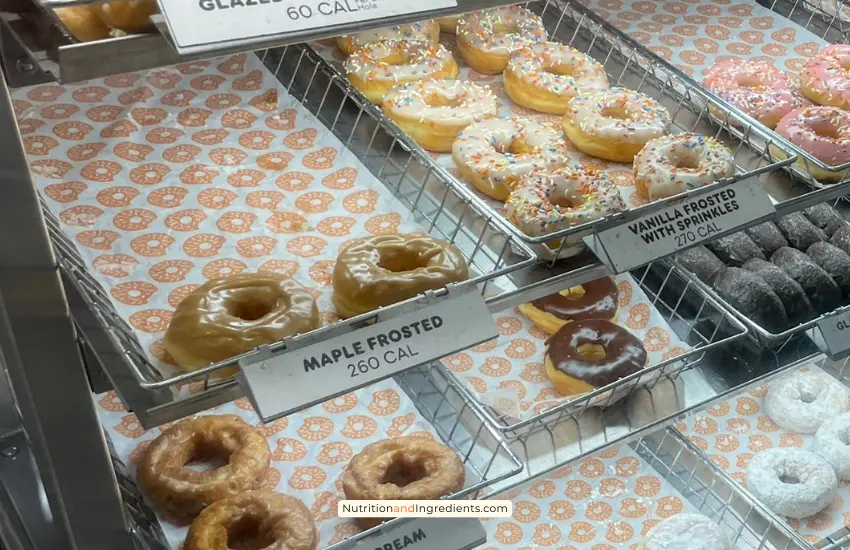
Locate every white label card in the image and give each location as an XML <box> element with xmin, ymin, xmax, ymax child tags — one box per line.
<box><xmin>818</xmin><ymin>310</ymin><xmax>850</xmax><ymax>358</ymax></box>
<box><xmin>157</xmin><ymin>0</ymin><xmax>458</xmax><ymax>54</ymax></box>
<box><xmin>238</xmin><ymin>289</ymin><xmax>497</xmax><ymax>421</ymax></box>
<box><xmin>585</xmin><ymin>176</ymin><xmax>775</xmax><ymax>273</ymax></box>
<box><xmin>340</xmin><ymin>518</ymin><xmax>486</xmax><ymax>550</ymax></box>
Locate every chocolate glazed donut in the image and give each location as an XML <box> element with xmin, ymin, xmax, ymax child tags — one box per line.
<box><xmin>544</xmin><ymin>319</ymin><xmax>647</xmax><ymax>396</ymax></box>
<box><xmin>520</xmin><ymin>276</ymin><xmax>619</xmax><ymax>334</ymax></box>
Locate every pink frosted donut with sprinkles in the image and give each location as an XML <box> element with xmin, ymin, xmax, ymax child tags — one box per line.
<box><xmin>505</xmin><ymin>42</ymin><xmax>609</xmax><ymax>114</ymax></box>
<box><xmin>336</xmin><ymin>20</ymin><xmax>440</xmax><ymax>55</ymax></box>
<box><xmin>506</xmin><ymin>166</ymin><xmax>626</xmax><ymax>244</ymax></box>
<box><xmin>457</xmin><ymin>7</ymin><xmax>548</xmax><ymax>75</ymax></box>
<box><xmin>775</xmin><ymin>106</ymin><xmax>850</xmax><ymax>182</ymax></box>
<box><xmin>703</xmin><ymin>59</ymin><xmax>803</xmax><ymax>129</ymax></box>
<box><xmin>344</xmin><ymin>40</ymin><xmax>459</xmax><ymax>104</ymax></box>
<box><xmin>634</xmin><ymin>133</ymin><xmax>735</xmax><ymax>201</ymax></box>
<box><xmin>801</xmin><ymin>44</ymin><xmax>850</xmax><ymax>110</ymax></box>
<box><xmin>452</xmin><ymin>117</ymin><xmax>568</xmax><ymax>201</ymax></box>
<box><xmin>383</xmin><ymin>79</ymin><xmax>498</xmax><ymax>153</ymax></box>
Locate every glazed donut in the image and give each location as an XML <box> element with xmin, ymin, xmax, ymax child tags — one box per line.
<box><xmin>336</xmin><ymin>20</ymin><xmax>440</xmax><ymax>55</ymax></box>
<box><xmin>437</xmin><ymin>15</ymin><xmax>460</xmax><ymax>34</ymax></box>
<box><xmin>456</xmin><ymin>6</ymin><xmax>548</xmax><ymax>74</ymax></box>
<box><xmin>563</xmin><ymin>89</ymin><xmax>672</xmax><ymax>163</ymax></box>
<box><xmin>814</xmin><ymin>412</ymin><xmax>850</xmax><ymax>480</ymax></box>
<box><xmin>163</xmin><ymin>273</ymin><xmax>320</xmax><ymax>375</ymax></box>
<box><xmin>746</xmin><ymin>221</ymin><xmax>788</xmax><ymax>256</ymax></box>
<box><xmin>544</xmin><ymin>318</ymin><xmax>647</xmax><ymax>397</ymax></box>
<box><xmin>138</xmin><ymin>415</ymin><xmax>271</xmax><ymax>520</ymax></box>
<box><xmin>344</xmin><ymin>40</ymin><xmax>458</xmax><ymax>104</ymax></box>
<box><xmin>800</xmin><ymin>44</ymin><xmax>850</xmax><ymax>110</ymax></box>
<box><xmin>641</xmin><ymin>513</ymin><xmax>731</xmax><ymax>550</ymax></box>
<box><xmin>341</xmin><ymin>436</ymin><xmax>465</xmax><ymax>528</ymax></box>
<box><xmin>504</xmin><ymin>42</ymin><xmax>609</xmax><ymax>114</ymax></box>
<box><xmin>742</xmin><ymin>258</ymin><xmax>814</xmax><ymax>324</ymax></box>
<box><xmin>675</xmin><ymin>245</ymin><xmax>724</xmax><ymax>284</ymax></box>
<box><xmin>518</xmin><ymin>276</ymin><xmax>620</xmax><ymax>335</ymax></box>
<box><xmin>185</xmin><ymin>490</ymin><xmax>317</xmax><ymax>550</ymax></box>
<box><xmin>771</xmin><ymin>247</ymin><xmax>842</xmax><ymax>313</ymax></box>
<box><xmin>746</xmin><ymin>448</ymin><xmax>837</xmax><ymax>519</ymax></box>
<box><xmin>452</xmin><ymin>117</ymin><xmax>568</xmax><ymax>201</ymax></box>
<box><xmin>332</xmin><ymin>234</ymin><xmax>468</xmax><ymax>319</ymax></box>
<box><xmin>805</xmin><ymin>203</ymin><xmax>847</xmax><ymax>237</ymax></box>
<box><xmin>807</xmin><ymin>241</ymin><xmax>850</xmax><ymax>296</ymax></box>
<box><xmin>775</xmin><ymin>106</ymin><xmax>850</xmax><ymax>182</ymax></box>
<box><xmin>506</xmin><ymin>167</ymin><xmax>626</xmax><ymax>243</ymax></box>
<box><xmin>96</xmin><ymin>0</ymin><xmax>158</xmax><ymax>33</ymax></box>
<box><xmin>634</xmin><ymin>133</ymin><xmax>735</xmax><ymax>201</ymax></box>
<box><xmin>712</xmin><ymin>267</ymin><xmax>788</xmax><ymax>333</ymax></box>
<box><xmin>54</xmin><ymin>6</ymin><xmax>111</xmax><ymax>41</ymax></box>
<box><xmin>775</xmin><ymin>212</ymin><xmax>827</xmax><ymax>251</ymax></box>
<box><xmin>382</xmin><ymin>79</ymin><xmax>498</xmax><ymax>153</ymax></box>
<box><xmin>765</xmin><ymin>370</ymin><xmax>850</xmax><ymax>433</ymax></box>
<box><xmin>706</xmin><ymin>232</ymin><xmax>765</xmax><ymax>267</ymax></box>
<box><xmin>702</xmin><ymin>59</ymin><xmax>803</xmax><ymax>129</ymax></box>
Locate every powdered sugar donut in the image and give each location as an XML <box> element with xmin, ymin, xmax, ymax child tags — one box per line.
<box><xmin>765</xmin><ymin>370</ymin><xmax>849</xmax><ymax>433</ymax></box>
<box><xmin>813</xmin><ymin>412</ymin><xmax>850</xmax><ymax>480</ymax></box>
<box><xmin>746</xmin><ymin>448</ymin><xmax>836</xmax><ymax>519</ymax></box>
<box><xmin>641</xmin><ymin>513</ymin><xmax>731</xmax><ymax>550</ymax></box>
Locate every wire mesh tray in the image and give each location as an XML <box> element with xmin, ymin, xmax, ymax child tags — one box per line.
<box><xmin>307</xmin><ymin>0</ymin><xmax>797</xmax><ymax>263</ymax></box>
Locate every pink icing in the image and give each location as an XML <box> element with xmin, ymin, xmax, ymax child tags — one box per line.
<box><xmin>776</xmin><ymin>106</ymin><xmax>850</xmax><ymax>166</ymax></box>
<box><xmin>801</xmin><ymin>44</ymin><xmax>850</xmax><ymax>106</ymax></box>
<box><xmin>702</xmin><ymin>59</ymin><xmax>802</xmax><ymax>126</ymax></box>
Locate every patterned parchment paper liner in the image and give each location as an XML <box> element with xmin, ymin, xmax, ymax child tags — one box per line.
<box><xmin>13</xmin><ymin>53</ymin><xmax>432</xmax><ymax>382</ymax></box>
<box><xmin>438</xmin><ymin>273</ymin><xmax>689</xmax><ymax>422</ymax></box>
<box><xmin>97</xmin><ymin>379</ymin><xmax>454</xmax><ymax>549</ymax></box>
<box><xmin>678</xmin><ymin>362</ymin><xmax>850</xmax><ymax>545</ymax></box>
<box><xmin>479</xmin><ymin>444</ymin><xmax>699</xmax><ymax>548</ymax></box>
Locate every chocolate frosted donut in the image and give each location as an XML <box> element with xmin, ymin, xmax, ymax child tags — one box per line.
<box><xmin>519</xmin><ymin>276</ymin><xmax>619</xmax><ymax>335</ymax></box>
<box><xmin>706</xmin><ymin>232</ymin><xmax>765</xmax><ymax>266</ymax></box>
<box><xmin>771</xmin><ymin>247</ymin><xmax>842</xmax><ymax>313</ymax></box>
<box><xmin>776</xmin><ymin>212</ymin><xmax>827</xmax><ymax>250</ymax></box>
<box><xmin>831</xmin><ymin>225</ymin><xmax>850</xmax><ymax>256</ymax></box>
<box><xmin>807</xmin><ymin>242</ymin><xmax>850</xmax><ymax>296</ymax></box>
<box><xmin>675</xmin><ymin>245</ymin><xmax>724</xmax><ymax>283</ymax></box>
<box><xmin>545</xmin><ymin>319</ymin><xmax>647</xmax><ymax>396</ymax></box>
<box><xmin>805</xmin><ymin>203</ymin><xmax>847</xmax><ymax>237</ymax></box>
<box><xmin>742</xmin><ymin>258</ymin><xmax>814</xmax><ymax>323</ymax></box>
<box><xmin>712</xmin><ymin>267</ymin><xmax>788</xmax><ymax>332</ymax></box>
<box><xmin>746</xmin><ymin>221</ymin><xmax>788</xmax><ymax>256</ymax></box>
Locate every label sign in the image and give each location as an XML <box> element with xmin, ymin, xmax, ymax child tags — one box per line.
<box><xmin>238</xmin><ymin>289</ymin><xmax>497</xmax><ymax>421</ymax></box>
<box><xmin>585</xmin><ymin>176</ymin><xmax>775</xmax><ymax>273</ymax></box>
<box><xmin>157</xmin><ymin>0</ymin><xmax>458</xmax><ymax>54</ymax></box>
<box><xmin>341</xmin><ymin>518</ymin><xmax>486</xmax><ymax>550</ymax></box>
<box><xmin>818</xmin><ymin>310</ymin><xmax>850</xmax><ymax>357</ymax></box>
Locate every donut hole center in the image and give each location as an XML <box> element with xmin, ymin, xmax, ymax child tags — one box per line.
<box><xmin>378</xmin><ymin>53</ymin><xmax>409</xmax><ymax>66</ymax></box>
<box><xmin>544</xmin><ymin>64</ymin><xmax>578</xmax><ymax>77</ymax></box>
<box><xmin>495</xmin><ymin>138</ymin><xmax>535</xmax><ymax>156</ymax></box>
<box><xmin>381</xmin><ymin>458</ymin><xmax>427</xmax><ymax>487</ymax></box>
<box><xmin>424</xmin><ymin>93</ymin><xmax>464</xmax><ymax>108</ymax></box>
<box><xmin>735</xmin><ymin>75</ymin><xmax>766</xmax><ymax>90</ymax></box>
<box><xmin>228</xmin><ymin>300</ymin><xmax>274</xmax><ymax>321</ymax></box>
<box><xmin>492</xmin><ymin>23</ymin><xmax>520</xmax><ymax>38</ymax></box>
<box><xmin>184</xmin><ymin>440</ymin><xmax>231</xmax><ymax>472</ymax></box>
<box><xmin>378</xmin><ymin>250</ymin><xmax>431</xmax><ymax>273</ymax></box>
<box><xmin>577</xmin><ymin>343</ymin><xmax>607</xmax><ymax>361</ymax></box>
<box><xmin>667</xmin><ymin>151</ymin><xmax>702</xmax><ymax>171</ymax></box>
<box><xmin>226</xmin><ymin>515</ymin><xmax>276</xmax><ymax>550</ymax></box>
<box><xmin>812</xmin><ymin>123</ymin><xmax>842</xmax><ymax>140</ymax></box>
<box><xmin>559</xmin><ymin>285</ymin><xmax>587</xmax><ymax>300</ymax></box>
<box><xmin>798</xmin><ymin>391</ymin><xmax>817</xmax><ymax>404</ymax></box>
<box><xmin>600</xmin><ymin>106</ymin><xmax>630</xmax><ymax>120</ymax></box>
<box><xmin>779</xmin><ymin>474</ymin><xmax>801</xmax><ymax>485</ymax></box>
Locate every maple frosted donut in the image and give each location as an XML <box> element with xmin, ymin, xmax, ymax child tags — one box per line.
<box><xmin>506</xmin><ymin>166</ymin><xmax>626</xmax><ymax>243</ymax></box>
<box><xmin>437</xmin><ymin>15</ymin><xmax>460</xmax><ymax>34</ymax></box>
<box><xmin>332</xmin><ymin>233</ymin><xmax>469</xmax><ymax>319</ymax></box>
<box><xmin>382</xmin><ymin>79</ymin><xmax>498</xmax><ymax>153</ymax></box>
<box><xmin>746</xmin><ymin>448</ymin><xmax>837</xmax><ymax>519</ymax></box>
<box><xmin>164</xmin><ymin>273</ymin><xmax>320</xmax><ymax>375</ymax></box>
<box><xmin>765</xmin><ymin>370</ymin><xmax>850</xmax><ymax>433</ymax></box>
<box><xmin>96</xmin><ymin>0</ymin><xmax>158</xmax><ymax>33</ymax></box>
<box><xmin>505</xmin><ymin>42</ymin><xmax>609</xmax><ymax>114</ymax></box>
<box><xmin>54</xmin><ymin>5</ymin><xmax>111</xmax><ymax>41</ymax></box>
<box><xmin>518</xmin><ymin>276</ymin><xmax>620</xmax><ymax>335</ymax></box>
<box><xmin>452</xmin><ymin>117</ymin><xmax>568</xmax><ymax>201</ymax></box>
<box><xmin>563</xmin><ymin>89</ymin><xmax>672</xmax><ymax>163</ymax></box>
<box><xmin>633</xmin><ymin>134</ymin><xmax>735</xmax><ymax>201</ymax></box>
<box><xmin>344</xmin><ymin>40</ymin><xmax>459</xmax><ymax>104</ymax></box>
<box><xmin>456</xmin><ymin>6</ymin><xmax>548</xmax><ymax>74</ymax></box>
<box><xmin>336</xmin><ymin>20</ymin><xmax>440</xmax><ymax>55</ymax></box>
<box><xmin>703</xmin><ymin>59</ymin><xmax>803</xmax><ymax>129</ymax></box>
<box><xmin>775</xmin><ymin>106</ymin><xmax>850</xmax><ymax>182</ymax></box>
<box><xmin>800</xmin><ymin>44</ymin><xmax>850</xmax><ymax>110</ymax></box>
<box><xmin>641</xmin><ymin>513</ymin><xmax>731</xmax><ymax>550</ymax></box>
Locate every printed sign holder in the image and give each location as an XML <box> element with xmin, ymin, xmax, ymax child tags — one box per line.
<box><xmin>333</xmin><ymin>517</ymin><xmax>486</xmax><ymax>550</ymax></box>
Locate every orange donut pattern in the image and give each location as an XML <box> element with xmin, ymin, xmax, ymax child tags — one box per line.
<box><xmin>147</xmin><ymin>186</ymin><xmax>188</xmax><ymax>208</ymax></box>
<box><xmin>276</xmin><ymin>171</ymin><xmax>315</xmax><ymax>191</ymax></box>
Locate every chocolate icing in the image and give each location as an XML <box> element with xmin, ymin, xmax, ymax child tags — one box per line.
<box><xmin>746</xmin><ymin>221</ymin><xmax>788</xmax><ymax>256</ymax></box>
<box><xmin>776</xmin><ymin>212</ymin><xmax>827</xmax><ymax>250</ymax></box>
<box><xmin>531</xmin><ymin>276</ymin><xmax>618</xmax><ymax>321</ymax></box>
<box><xmin>712</xmin><ymin>267</ymin><xmax>788</xmax><ymax>332</ymax></box>
<box><xmin>830</xmin><ymin>225</ymin><xmax>850</xmax><ymax>256</ymax></box>
<box><xmin>771</xmin><ymin>247</ymin><xmax>842</xmax><ymax>313</ymax></box>
<box><xmin>742</xmin><ymin>258</ymin><xmax>814</xmax><ymax>323</ymax></box>
<box><xmin>545</xmin><ymin>319</ymin><xmax>647</xmax><ymax>387</ymax></box>
<box><xmin>675</xmin><ymin>245</ymin><xmax>724</xmax><ymax>283</ymax></box>
<box><xmin>807</xmin><ymin>242</ymin><xmax>850</xmax><ymax>297</ymax></box>
<box><xmin>706</xmin><ymin>232</ymin><xmax>765</xmax><ymax>266</ymax></box>
<box><xmin>804</xmin><ymin>203</ymin><xmax>847</xmax><ymax>237</ymax></box>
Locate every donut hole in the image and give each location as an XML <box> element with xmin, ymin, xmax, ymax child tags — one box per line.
<box><xmin>811</xmin><ymin>123</ymin><xmax>842</xmax><ymax>140</ymax></box>
<box><xmin>600</xmin><ymin>106</ymin><xmax>629</xmax><ymax>120</ymax></box>
<box><xmin>577</xmin><ymin>342</ymin><xmax>607</xmax><ymax>361</ymax></box>
<box><xmin>544</xmin><ymin>64</ymin><xmax>579</xmax><ymax>77</ymax></box>
<box><xmin>378</xmin><ymin>249</ymin><xmax>432</xmax><ymax>272</ymax></box>
<box><xmin>377</xmin><ymin>53</ymin><xmax>409</xmax><ymax>66</ymax></box>
<box><xmin>381</xmin><ymin>457</ymin><xmax>427</xmax><ymax>487</ymax></box>
<box><xmin>491</xmin><ymin>23</ymin><xmax>520</xmax><ymax>38</ymax></box>
<box><xmin>798</xmin><ymin>390</ymin><xmax>818</xmax><ymax>404</ymax></box>
<box><xmin>227</xmin><ymin>300</ymin><xmax>274</xmax><ymax>321</ymax></box>
<box><xmin>424</xmin><ymin>93</ymin><xmax>464</xmax><ymax>108</ymax></box>
<box><xmin>667</xmin><ymin>151</ymin><xmax>702</xmax><ymax>171</ymax></box>
<box><xmin>735</xmin><ymin>75</ymin><xmax>766</xmax><ymax>90</ymax></box>
<box><xmin>779</xmin><ymin>473</ymin><xmax>801</xmax><ymax>485</ymax></box>
<box><xmin>494</xmin><ymin>138</ymin><xmax>536</xmax><ymax>156</ymax></box>
<box><xmin>226</xmin><ymin>515</ymin><xmax>276</xmax><ymax>550</ymax></box>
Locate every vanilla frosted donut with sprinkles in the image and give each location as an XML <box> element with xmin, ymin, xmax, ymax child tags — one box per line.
<box><xmin>344</xmin><ymin>40</ymin><xmax>458</xmax><ymax>104</ymax></box>
<box><xmin>505</xmin><ymin>42</ymin><xmax>609</xmax><ymax>114</ymax></box>
<box><xmin>336</xmin><ymin>20</ymin><xmax>440</xmax><ymax>55</ymax></box>
<box><xmin>563</xmin><ymin>88</ymin><xmax>672</xmax><ymax>163</ymax></box>
<box><xmin>452</xmin><ymin>117</ymin><xmax>568</xmax><ymax>201</ymax></box>
<box><xmin>382</xmin><ymin>79</ymin><xmax>498</xmax><ymax>152</ymax></box>
<box><xmin>456</xmin><ymin>7</ymin><xmax>548</xmax><ymax>75</ymax></box>
<box><xmin>506</xmin><ymin>166</ymin><xmax>626</xmax><ymax>244</ymax></box>
<box><xmin>633</xmin><ymin>134</ymin><xmax>735</xmax><ymax>201</ymax></box>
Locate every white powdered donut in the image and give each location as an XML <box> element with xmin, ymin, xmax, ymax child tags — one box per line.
<box><xmin>765</xmin><ymin>371</ymin><xmax>850</xmax><ymax>433</ymax></box>
<box><xmin>641</xmin><ymin>513</ymin><xmax>731</xmax><ymax>550</ymax></box>
<box><xmin>813</xmin><ymin>411</ymin><xmax>850</xmax><ymax>480</ymax></box>
<box><xmin>746</xmin><ymin>448</ymin><xmax>837</xmax><ymax>519</ymax></box>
